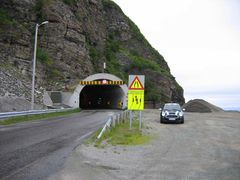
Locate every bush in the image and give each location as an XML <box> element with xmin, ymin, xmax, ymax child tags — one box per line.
<box><xmin>46</xmin><ymin>68</ymin><xmax>64</xmax><ymax>80</ymax></box>
<box><xmin>34</xmin><ymin>0</ymin><xmax>51</xmax><ymax>21</ymax></box>
<box><xmin>144</xmin><ymin>79</ymin><xmax>160</xmax><ymax>101</ymax></box>
<box><xmin>103</xmin><ymin>0</ymin><xmax>123</xmax><ymax>12</ymax></box>
<box><xmin>103</xmin><ymin>33</ymin><xmax>122</xmax><ymax>76</ymax></box>
<box><xmin>0</xmin><ymin>9</ymin><xmax>14</xmax><ymax>25</ymax></box>
<box><xmin>89</xmin><ymin>46</ymin><xmax>101</xmax><ymax>61</ymax></box>
<box><xmin>37</xmin><ymin>48</ymin><xmax>53</xmax><ymax>65</ymax></box>
<box><xmin>124</xmin><ymin>50</ymin><xmax>160</xmax><ymax>71</ymax></box>
<box><xmin>62</xmin><ymin>0</ymin><xmax>76</xmax><ymax>6</ymax></box>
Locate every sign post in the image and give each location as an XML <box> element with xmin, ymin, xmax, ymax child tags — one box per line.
<box><xmin>128</xmin><ymin>75</ymin><xmax>145</xmax><ymax>129</ymax></box>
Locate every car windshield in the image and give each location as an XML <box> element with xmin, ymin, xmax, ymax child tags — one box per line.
<box><xmin>163</xmin><ymin>104</ymin><xmax>181</xmax><ymax>111</ymax></box>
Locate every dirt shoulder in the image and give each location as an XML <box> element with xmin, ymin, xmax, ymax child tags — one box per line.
<box><xmin>49</xmin><ymin>110</ymin><xmax>240</xmax><ymax>180</ymax></box>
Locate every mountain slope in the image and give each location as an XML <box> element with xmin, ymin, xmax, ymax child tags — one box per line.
<box><xmin>0</xmin><ymin>0</ymin><xmax>185</xmax><ymax>106</ymax></box>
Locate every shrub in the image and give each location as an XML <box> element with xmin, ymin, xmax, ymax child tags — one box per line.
<box><xmin>34</xmin><ymin>0</ymin><xmax>51</xmax><ymax>21</ymax></box>
<box><xmin>89</xmin><ymin>46</ymin><xmax>101</xmax><ymax>61</ymax></box>
<box><xmin>37</xmin><ymin>48</ymin><xmax>53</xmax><ymax>65</ymax></box>
<box><xmin>103</xmin><ymin>33</ymin><xmax>122</xmax><ymax>76</ymax></box>
<box><xmin>144</xmin><ymin>80</ymin><xmax>160</xmax><ymax>101</ymax></box>
<box><xmin>0</xmin><ymin>9</ymin><xmax>13</xmax><ymax>25</ymax></box>
<box><xmin>62</xmin><ymin>0</ymin><xmax>76</xmax><ymax>6</ymax></box>
<box><xmin>46</xmin><ymin>68</ymin><xmax>64</xmax><ymax>80</ymax></box>
<box><xmin>126</xmin><ymin>51</ymin><xmax>160</xmax><ymax>71</ymax></box>
<box><xmin>103</xmin><ymin>0</ymin><xmax>123</xmax><ymax>12</ymax></box>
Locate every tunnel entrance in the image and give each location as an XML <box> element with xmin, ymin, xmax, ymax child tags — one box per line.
<box><xmin>69</xmin><ymin>73</ymin><xmax>128</xmax><ymax>109</ymax></box>
<box><xmin>80</xmin><ymin>85</ymin><xmax>124</xmax><ymax>109</ymax></box>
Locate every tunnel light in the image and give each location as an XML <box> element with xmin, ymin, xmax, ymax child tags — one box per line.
<box><xmin>79</xmin><ymin>80</ymin><xmax>124</xmax><ymax>85</ymax></box>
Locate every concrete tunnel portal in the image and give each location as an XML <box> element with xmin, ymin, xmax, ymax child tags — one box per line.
<box><xmin>69</xmin><ymin>73</ymin><xmax>128</xmax><ymax>109</ymax></box>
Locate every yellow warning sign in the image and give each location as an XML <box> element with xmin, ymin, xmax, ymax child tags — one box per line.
<box><xmin>128</xmin><ymin>90</ymin><xmax>144</xmax><ymax>110</ymax></box>
<box><xmin>129</xmin><ymin>76</ymin><xmax>144</xmax><ymax>90</ymax></box>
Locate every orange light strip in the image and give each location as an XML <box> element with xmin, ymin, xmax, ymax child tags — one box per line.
<box><xmin>79</xmin><ymin>80</ymin><xmax>124</xmax><ymax>85</ymax></box>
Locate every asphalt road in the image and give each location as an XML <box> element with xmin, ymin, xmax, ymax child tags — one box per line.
<box><xmin>50</xmin><ymin>110</ymin><xmax>240</xmax><ymax>180</ymax></box>
<box><xmin>0</xmin><ymin>110</ymin><xmax>115</xmax><ymax>180</ymax></box>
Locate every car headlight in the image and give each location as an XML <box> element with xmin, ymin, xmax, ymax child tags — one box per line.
<box><xmin>179</xmin><ymin>111</ymin><xmax>183</xmax><ymax>117</ymax></box>
<box><xmin>162</xmin><ymin>111</ymin><xmax>166</xmax><ymax>116</ymax></box>
<box><xmin>162</xmin><ymin>111</ymin><xmax>169</xmax><ymax>116</ymax></box>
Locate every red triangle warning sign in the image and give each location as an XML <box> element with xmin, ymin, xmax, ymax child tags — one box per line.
<box><xmin>129</xmin><ymin>76</ymin><xmax>144</xmax><ymax>90</ymax></box>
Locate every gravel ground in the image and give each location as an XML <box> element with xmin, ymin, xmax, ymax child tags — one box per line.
<box><xmin>49</xmin><ymin>109</ymin><xmax>240</xmax><ymax>180</ymax></box>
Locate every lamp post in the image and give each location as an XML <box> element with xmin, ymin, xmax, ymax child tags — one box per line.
<box><xmin>31</xmin><ymin>21</ymin><xmax>48</xmax><ymax>110</ymax></box>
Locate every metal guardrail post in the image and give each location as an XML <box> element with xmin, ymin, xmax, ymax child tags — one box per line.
<box><xmin>112</xmin><ymin>116</ymin><xmax>115</xmax><ymax>128</ymax></box>
<box><xmin>117</xmin><ymin>114</ymin><xmax>120</xmax><ymax>124</ymax></box>
<box><xmin>97</xmin><ymin>117</ymin><xmax>112</xmax><ymax>139</ymax></box>
<box><xmin>122</xmin><ymin>112</ymin><xmax>124</xmax><ymax>123</ymax></box>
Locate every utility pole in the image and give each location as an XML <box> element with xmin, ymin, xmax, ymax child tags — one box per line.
<box><xmin>31</xmin><ymin>21</ymin><xmax>48</xmax><ymax>110</ymax></box>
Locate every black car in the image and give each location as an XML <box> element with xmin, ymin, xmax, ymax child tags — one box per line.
<box><xmin>160</xmin><ymin>103</ymin><xmax>184</xmax><ymax>124</ymax></box>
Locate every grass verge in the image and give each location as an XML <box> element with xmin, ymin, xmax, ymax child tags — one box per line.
<box><xmin>0</xmin><ymin>108</ymin><xmax>81</xmax><ymax>125</ymax></box>
<box><xmin>86</xmin><ymin>119</ymin><xmax>150</xmax><ymax>148</ymax></box>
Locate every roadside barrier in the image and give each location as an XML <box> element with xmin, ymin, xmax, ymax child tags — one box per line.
<box><xmin>0</xmin><ymin>108</ymin><xmax>74</xmax><ymax>120</ymax></box>
<box><xmin>97</xmin><ymin>110</ymin><xmax>129</xmax><ymax>139</ymax></box>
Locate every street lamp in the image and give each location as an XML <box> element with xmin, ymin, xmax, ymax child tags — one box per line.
<box><xmin>31</xmin><ymin>21</ymin><xmax>48</xmax><ymax>110</ymax></box>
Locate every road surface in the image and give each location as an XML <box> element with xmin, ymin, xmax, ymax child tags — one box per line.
<box><xmin>50</xmin><ymin>110</ymin><xmax>240</xmax><ymax>180</ymax></box>
<box><xmin>0</xmin><ymin>110</ymin><xmax>114</xmax><ymax>180</ymax></box>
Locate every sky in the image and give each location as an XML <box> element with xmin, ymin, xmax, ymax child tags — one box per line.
<box><xmin>113</xmin><ymin>0</ymin><xmax>240</xmax><ymax>110</ymax></box>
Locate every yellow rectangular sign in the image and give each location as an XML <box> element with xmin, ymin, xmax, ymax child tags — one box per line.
<box><xmin>128</xmin><ymin>90</ymin><xmax>144</xmax><ymax>110</ymax></box>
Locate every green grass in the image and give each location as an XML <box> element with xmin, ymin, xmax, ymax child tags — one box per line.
<box><xmin>0</xmin><ymin>108</ymin><xmax>80</xmax><ymax>125</ymax></box>
<box><xmin>86</xmin><ymin>119</ymin><xmax>150</xmax><ymax>148</ymax></box>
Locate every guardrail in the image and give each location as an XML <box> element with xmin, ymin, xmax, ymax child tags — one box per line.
<box><xmin>97</xmin><ymin>110</ymin><xmax>129</xmax><ymax>139</ymax></box>
<box><xmin>0</xmin><ymin>108</ymin><xmax>74</xmax><ymax>120</ymax></box>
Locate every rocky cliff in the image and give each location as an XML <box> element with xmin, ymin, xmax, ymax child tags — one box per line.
<box><xmin>0</xmin><ymin>0</ymin><xmax>185</xmax><ymax>107</ymax></box>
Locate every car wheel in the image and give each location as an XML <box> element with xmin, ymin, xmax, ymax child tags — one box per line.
<box><xmin>160</xmin><ymin>117</ymin><xmax>164</xmax><ymax>124</ymax></box>
<box><xmin>180</xmin><ymin>118</ymin><xmax>184</xmax><ymax>124</ymax></box>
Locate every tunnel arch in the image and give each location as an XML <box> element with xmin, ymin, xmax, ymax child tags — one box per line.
<box><xmin>69</xmin><ymin>73</ymin><xmax>128</xmax><ymax>109</ymax></box>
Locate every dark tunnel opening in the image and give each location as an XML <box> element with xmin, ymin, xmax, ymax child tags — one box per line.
<box><xmin>80</xmin><ymin>85</ymin><xmax>125</xmax><ymax>109</ymax></box>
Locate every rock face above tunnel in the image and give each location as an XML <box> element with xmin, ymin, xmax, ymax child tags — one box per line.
<box><xmin>183</xmin><ymin>99</ymin><xmax>224</xmax><ymax>113</ymax></box>
<box><xmin>0</xmin><ymin>0</ymin><xmax>185</xmax><ymax>107</ymax></box>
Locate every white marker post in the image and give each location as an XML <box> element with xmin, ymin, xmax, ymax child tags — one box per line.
<box><xmin>129</xmin><ymin>110</ymin><xmax>132</xmax><ymax>129</ymax></box>
<box><xmin>139</xmin><ymin>111</ymin><xmax>142</xmax><ymax>129</ymax></box>
<box><xmin>103</xmin><ymin>62</ymin><xmax>106</xmax><ymax>73</ymax></box>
